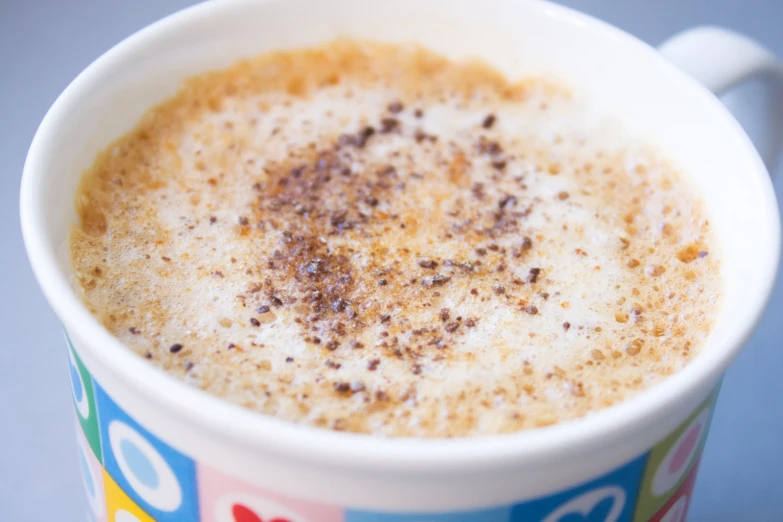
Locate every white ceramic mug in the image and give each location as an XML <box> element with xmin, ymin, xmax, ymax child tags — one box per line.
<box><xmin>20</xmin><ymin>1</ymin><xmax>782</xmax><ymax>521</ymax></box>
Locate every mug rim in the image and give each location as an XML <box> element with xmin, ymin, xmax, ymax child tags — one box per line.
<box><xmin>20</xmin><ymin>0</ymin><xmax>781</xmax><ymax>473</ymax></box>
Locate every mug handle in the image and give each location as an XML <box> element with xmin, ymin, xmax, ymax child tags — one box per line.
<box><xmin>658</xmin><ymin>26</ymin><xmax>783</xmax><ymax>170</ymax></box>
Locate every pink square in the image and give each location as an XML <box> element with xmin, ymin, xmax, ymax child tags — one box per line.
<box><xmin>648</xmin><ymin>458</ymin><xmax>701</xmax><ymax>522</ymax></box>
<box><xmin>197</xmin><ymin>463</ymin><xmax>345</xmax><ymax>522</ymax></box>
<box><xmin>75</xmin><ymin>420</ymin><xmax>107</xmax><ymax>522</ymax></box>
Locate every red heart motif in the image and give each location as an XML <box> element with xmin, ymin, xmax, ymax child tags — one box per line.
<box><xmin>232</xmin><ymin>503</ymin><xmax>292</xmax><ymax>522</ymax></box>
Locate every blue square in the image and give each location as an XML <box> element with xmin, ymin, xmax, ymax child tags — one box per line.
<box><xmin>511</xmin><ymin>454</ymin><xmax>648</xmax><ymax>522</ymax></box>
<box><xmin>346</xmin><ymin>506</ymin><xmax>511</xmax><ymax>522</ymax></box>
<box><xmin>95</xmin><ymin>383</ymin><xmax>199</xmax><ymax>521</ymax></box>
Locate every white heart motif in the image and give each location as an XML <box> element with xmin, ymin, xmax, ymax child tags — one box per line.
<box><xmin>542</xmin><ymin>486</ymin><xmax>626</xmax><ymax>522</ymax></box>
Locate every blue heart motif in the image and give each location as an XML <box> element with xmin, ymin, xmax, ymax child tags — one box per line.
<box><xmin>555</xmin><ymin>497</ymin><xmax>615</xmax><ymax>522</ymax></box>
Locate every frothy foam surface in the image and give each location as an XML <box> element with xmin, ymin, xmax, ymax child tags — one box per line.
<box><xmin>71</xmin><ymin>41</ymin><xmax>721</xmax><ymax>437</ymax></box>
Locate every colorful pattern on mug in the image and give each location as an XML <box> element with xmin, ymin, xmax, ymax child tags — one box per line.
<box><xmin>66</xmin><ymin>333</ymin><xmax>719</xmax><ymax>522</ymax></box>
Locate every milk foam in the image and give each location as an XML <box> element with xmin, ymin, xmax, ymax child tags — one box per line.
<box><xmin>71</xmin><ymin>42</ymin><xmax>721</xmax><ymax>437</ymax></box>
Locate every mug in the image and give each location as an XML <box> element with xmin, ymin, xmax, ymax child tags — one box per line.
<box><xmin>20</xmin><ymin>0</ymin><xmax>782</xmax><ymax>521</ymax></box>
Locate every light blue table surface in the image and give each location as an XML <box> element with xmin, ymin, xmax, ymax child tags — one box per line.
<box><xmin>1</xmin><ymin>1</ymin><xmax>781</xmax><ymax>520</ymax></box>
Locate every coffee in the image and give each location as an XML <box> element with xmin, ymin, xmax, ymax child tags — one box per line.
<box><xmin>70</xmin><ymin>41</ymin><xmax>721</xmax><ymax>437</ymax></box>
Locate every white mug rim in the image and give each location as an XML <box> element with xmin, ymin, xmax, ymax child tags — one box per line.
<box><xmin>20</xmin><ymin>0</ymin><xmax>781</xmax><ymax>474</ymax></box>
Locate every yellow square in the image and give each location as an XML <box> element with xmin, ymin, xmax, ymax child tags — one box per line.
<box><xmin>103</xmin><ymin>471</ymin><xmax>155</xmax><ymax>522</ymax></box>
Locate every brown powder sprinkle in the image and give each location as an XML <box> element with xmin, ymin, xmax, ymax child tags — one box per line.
<box><xmin>626</xmin><ymin>338</ymin><xmax>644</xmax><ymax>356</ymax></box>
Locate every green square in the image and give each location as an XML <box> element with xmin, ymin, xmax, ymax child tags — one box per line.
<box><xmin>66</xmin><ymin>332</ymin><xmax>102</xmax><ymax>463</ymax></box>
<box><xmin>632</xmin><ymin>385</ymin><xmax>720</xmax><ymax>521</ymax></box>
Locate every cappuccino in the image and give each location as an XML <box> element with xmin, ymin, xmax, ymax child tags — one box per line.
<box><xmin>70</xmin><ymin>41</ymin><xmax>721</xmax><ymax>437</ymax></box>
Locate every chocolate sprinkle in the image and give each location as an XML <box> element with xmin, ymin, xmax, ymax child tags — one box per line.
<box><xmin>527</xmin><ymin>267</ymin><xmax>541</xmax><ymax>283</ymax></box>
<box><xmin>387</xmin><ymin>101</ymin><xmax>404</xmax><ymax>113</ymax></box>
<box><xmin>418</xmin><ymin>258</ymin><xmax>438</xmax><ymax>269</ymax></box>
<box><xmin>334</xmin><ymin>382</ymin><xmax>351</xmax><ymax>393</ymax></box>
